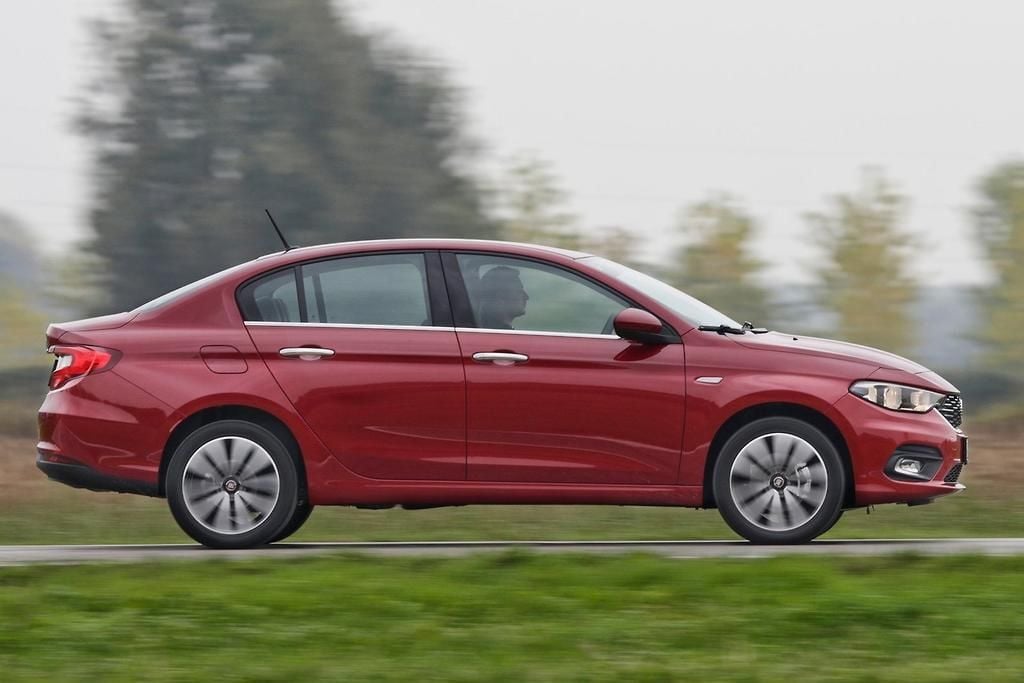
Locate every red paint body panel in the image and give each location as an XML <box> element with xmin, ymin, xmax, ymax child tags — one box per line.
<box><xmin>36</xmin><ymin>238</ymin><xmax>967</xmax><ymax>518</ymax></box>
<box><xmin>38</xmin><ymin>369</ymin><xmax>179</xmax><ymax>481</ymax></box>
<box><xmin>246</xmin><ymin>325</ymin><xmax>466</xmax><ymax>481</ymax></box>
<box><xmin>458</xmin><ymin>330</ymin><xmax>685</xmax><ymax>484</ymax></box>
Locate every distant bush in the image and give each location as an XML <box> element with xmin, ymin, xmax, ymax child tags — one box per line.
<box><xmin>941</xmin><ymin>369</ymin><xmax>1021</xmax><ymax>412</ymax></box>
<box><xmin>0</xmin><ymin>366</ymin><xmax>47</xmax><ymax>436</ymax></box>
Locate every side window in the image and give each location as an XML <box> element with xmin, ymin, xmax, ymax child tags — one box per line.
<box><xmin>301</xmin><ymin>253</ymin><xmax>431</xmax><ymax>326</ymax></box>
<box><xmin>238</xmin><ymin>269</ymin><xmax>301</xmax><ymax>322</ymax></box>
<box><xmin>455</xmin><ymin>254</ymin><xmax>628</xmax><ymax>334</ymax></box>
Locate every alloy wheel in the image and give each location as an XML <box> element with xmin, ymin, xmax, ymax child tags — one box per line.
<box><xmin>182</xmin><ymin>436</ymin><xmax>280</xmax><ymax>535</ymax></box>
<box><xmin>728</xmin><ymin>432</ymin><xmax>828</xmax><ymax>532</ymax></box>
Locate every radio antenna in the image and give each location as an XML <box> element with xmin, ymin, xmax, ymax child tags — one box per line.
<box><xmin>264</xmin><ymin>209</ymin><xmax>294</xmax><ymax>252</ymax></box>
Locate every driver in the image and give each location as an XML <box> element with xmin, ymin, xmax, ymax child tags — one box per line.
<box><xmin>477</xmin><ymin>265</ymin><xmax>529</xmax><ymax>330</ymax></box>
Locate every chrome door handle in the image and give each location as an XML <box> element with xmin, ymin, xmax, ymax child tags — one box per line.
<box><xmin>472</xmin><ymin>352</ymin><xmax>529</xmax><ymax>365</ymax></box>
<box><xmin>279</xmin><ymin>347</ymin><xmax>335</xmax><ymax>360</ymax></box>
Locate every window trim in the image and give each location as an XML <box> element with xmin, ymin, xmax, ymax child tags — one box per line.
<box><xmin>235</xmin><ymin>250</ymin><xmax>451</xmax><ymax>328</ymax></box>
<box><xmin>244</xmin><ymin>321</ymin><xmax>455</xmax><ymax>332</ymax></box>
<box><xmin>440</xmin><ymin>250</ymin><xmax>680</xmax><ymax>342</ymax></box>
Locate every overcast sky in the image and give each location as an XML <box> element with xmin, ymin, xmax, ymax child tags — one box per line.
<box><xmin>2</xmin><ymin>1</ymin><xmax>1021</xmax><ymax>284</ymax></box>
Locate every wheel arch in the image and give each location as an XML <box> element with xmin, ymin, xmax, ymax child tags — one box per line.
<box><xmin>159</xmin><ymin>404</ymin><xmax>308</xmax><ymax>502</ymax></box>
<box><xmin>701</xmin><ymin>402</ymin><xmax>854</xmax><ymax>509</ymax></box>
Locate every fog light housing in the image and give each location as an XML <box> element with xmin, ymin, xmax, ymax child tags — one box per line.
<box><xmin>885</xmin><ymin>446</ymin><xmax>943</xmax><ymax>481</ymax></box>
<box><xmin>895</xmin><ymin>458</ymin><xmax>923</xmax><ymax>476</ymax></box>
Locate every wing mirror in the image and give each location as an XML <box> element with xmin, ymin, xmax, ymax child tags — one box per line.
<box><xmin>613</xmin><ymin>308</ymin><xmax>674</xmax><ymax>344</ymax></box>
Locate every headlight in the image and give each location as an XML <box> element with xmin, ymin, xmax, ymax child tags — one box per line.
<box><xmin>849</xmin><ymin>381</ymin><xmax>945</xmax><ymax>413</ymax></box>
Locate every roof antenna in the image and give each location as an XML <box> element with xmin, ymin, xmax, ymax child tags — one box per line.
<box><xmin>264</xmin><ymin>209</ymin><xmax>294</xmax><ymax>252</ymax></box>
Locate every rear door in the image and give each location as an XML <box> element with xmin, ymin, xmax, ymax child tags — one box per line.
<box><xmin>445</xmin><ymin>252</ymin><xmax>686</xmax><ymax>485</ymax></box>
<box><xmin>242</xmin><ymin>251</ymin><xmax>466</xmax><ymax>480</ymax></box>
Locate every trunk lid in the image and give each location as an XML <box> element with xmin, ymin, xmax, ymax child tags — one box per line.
<box><xmin>45</xmin><ymin>312</ymin><xmax>138</xmax><ymax>347</ymax></box>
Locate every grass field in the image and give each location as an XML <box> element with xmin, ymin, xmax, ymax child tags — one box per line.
<box><xmin>1</xmin><ymin>429</ymin><xmax>1021</xmax><ymax>545</ymax></box>
<box><xmin>1</xmin><ymin>553</ymin><xmax>1023</xmax><ymax>681</ymax></box>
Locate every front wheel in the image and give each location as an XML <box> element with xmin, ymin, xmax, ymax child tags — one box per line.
<box><xmin>712</xmin><ymin>417</ymin><xmax>846</xmax><ymax>544</ymax></box>
<box><xmin>166</xmin><ymin>420</ymin><xmax>300</xmax><ymax>549</ymax></box>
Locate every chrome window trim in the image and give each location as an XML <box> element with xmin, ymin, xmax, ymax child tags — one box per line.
<box><xmin>244</xmin><ymin>321</ymin><xmax>623</xmax><ymax>339</ymax></box>
<box><xmin>454</xmin><ymin>327</ymin><xmax>621</xmax><ymax>340</ymax></box>
<box><xmin>244</xmin><ymin>321</ymin><xmax>455</xmax><ymax>332</ymax></box>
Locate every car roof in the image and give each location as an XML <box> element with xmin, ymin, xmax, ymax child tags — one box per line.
<box><xmin>255</xmin><ymin>238</ymin><xmax>593</xmax><ymax>264</ymax></box>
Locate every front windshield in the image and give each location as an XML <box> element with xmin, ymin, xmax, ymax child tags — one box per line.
<box><xmin>583</xmin><ymin>256</ymin><xmax>742</xmax><ymax>329</ymax></box>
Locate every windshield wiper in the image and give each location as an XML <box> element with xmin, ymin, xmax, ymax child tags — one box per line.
<box><xmin>741</xmin><ymin>321</ymin><xmax>770</xmax><ymax>334</ymax></box>
<box><xmin>697</xmin><ymin>321</ymin><xmax>771</xmax><ymax>335</ymax></box>
<box><xmin>698</xmin><ymin>324</ymin><xmax>747</xmax><ymax>335</ymax></box>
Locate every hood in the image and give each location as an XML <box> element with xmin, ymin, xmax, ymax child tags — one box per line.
<box><xmin>733</xmin><ymin>331</ymin><xmax>929</xmax><ymax>374</ymax></box>
<box><xmin>45</xmin><ymin>311</ymin><xmax>138</xmax><ymax>346</ymax></box>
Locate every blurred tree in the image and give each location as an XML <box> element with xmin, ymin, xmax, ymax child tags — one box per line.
<box><xmin>973</xmin><ymin>161</ymin><xmax>1024</xmax><ymax>379</ymax></box>
<box><xmin>583</xmin><ymin>226</ymin><xmax>640</xmax><ymax>266</ymax></box>
<box><xmin>668</xmin><ymin>194</ymin><xmax>769</xmax><ymax>325</ymax></box>
<box><xmin>78</xmin><ymin>0</ymin><xmax>495</xmax><ymax>312</ymax></box>
<box><xmin>806</xmin><ymin>169</ymin><xmax>917</xmax><ymax>355</ymax></box>
<box><xmin>0</xmin><ymin>213</ymin><xmax>47</xmax><ymax>367</ymax></box>
<box><xmin>496</xmin><ymin>154</ymin><xmax>583</xmax><ymax>250</ymax></box>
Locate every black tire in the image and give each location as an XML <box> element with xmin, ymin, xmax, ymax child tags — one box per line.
<box><xmin>270</xmin><ymin>503</ymin><xmax>314</xmax><ymax>543</ymax></box>
<box><xmin>712</xmin><ymin>417</ymin><xmax>845</xmax><ymax>544</ymax></box>
<box><xmin>166</xmin><ymin>420</ymin><xmax>300</xmax><ymax>549</ymax></box>
<box><xmin>821</xmin><ymin>510</ymin><xmax>844</xmax><ymax>536</ymax></box>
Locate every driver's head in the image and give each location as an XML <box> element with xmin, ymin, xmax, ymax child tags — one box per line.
<box><xmin>478</xmin><ymin>266</ymin><xmax>528</xmax><ymax>329</ymax></box>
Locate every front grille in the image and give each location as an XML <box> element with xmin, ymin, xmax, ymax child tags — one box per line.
<box><xmin>944</xmin><ymin>463</ymin><xmax>964</xmax><ymax>483</ymax></box>
<box><xmin>937</xmin><ymin>394</ymin><xmax>963</xmax><ymax>429</ymax></box>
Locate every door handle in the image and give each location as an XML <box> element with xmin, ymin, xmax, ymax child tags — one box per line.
<box><xmin>472</xmin><ymin>352</ymin><xmax>529</xmax><ymax>365</ymax></box>
<box><xmin>279</xmin><ymin>347</ymin><xmax>335</xmax><ymax>360</ymax></box>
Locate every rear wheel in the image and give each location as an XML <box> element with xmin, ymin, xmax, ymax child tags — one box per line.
<box><xmin>166</xmin><ymin>420</ymin><xmax>299</xmax><ymax>549</ymax></box>
<box><xmin>270</xmin><ymin>503</ymin><xmax>314</xmax><ymax>543</ymax></box>
<box><xmin>712</xmin><ymin>417</ymin><xmax>845</xmax><ymax>544</ymax></box>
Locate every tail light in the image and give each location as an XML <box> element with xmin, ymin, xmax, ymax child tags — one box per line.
<box><xmin>48</xmin><ymin>345</ymin><xmax>118</xmax><ymax>390</ymax></box>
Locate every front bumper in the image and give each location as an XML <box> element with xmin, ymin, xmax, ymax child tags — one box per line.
<box><xmin>833</xmin><ymin>393</ymin><xmax>967</xmax><ymax>506</ymax></box>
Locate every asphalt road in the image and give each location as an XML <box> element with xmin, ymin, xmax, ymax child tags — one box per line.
<box><xmin>2</xmin><ymin>538</ymin><xmax>1024</xmax><ymax>565</ymax></box>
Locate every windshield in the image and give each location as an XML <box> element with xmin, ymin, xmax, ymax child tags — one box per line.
<box><xmin>133</xmin><ymin>262</ymin><xmax>251</xmax><ymax>313</ymax></box>
<box><xmin>583</xmin><ymin>257</ymin><xmax>742</xmax><ymax>329</ymax></box>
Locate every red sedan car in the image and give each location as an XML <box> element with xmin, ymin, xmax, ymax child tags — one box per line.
<box><xmin>37</xmin><ymin>239</ymin><xmax>967</xmax><ymax>547</ymax></box>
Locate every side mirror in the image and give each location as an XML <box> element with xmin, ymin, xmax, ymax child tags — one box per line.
<box><xmin>613</xmin><ymin>308</ymin><xmax>672</xmax><ymax>344</ymax></box>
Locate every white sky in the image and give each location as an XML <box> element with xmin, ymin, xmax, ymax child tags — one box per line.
<box><xmin>3</xmin><ymin>1</ymin><xmax>1022</xmax><ymax>284</ymax></box>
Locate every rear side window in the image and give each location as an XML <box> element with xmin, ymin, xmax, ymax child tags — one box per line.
<box><xmin>238</xmin><ymin>253</ymin><xmax>431</xmax><ymax>326</ymax></box>
<box><xmin>301</xmin><ymin>253</ymin><xmax>430</xmax><ymax>326</ymax></box>
<box><xmin>238</xmin><ymin>269</ymin><xmax>300</xmax><ymax>322</ymax></box>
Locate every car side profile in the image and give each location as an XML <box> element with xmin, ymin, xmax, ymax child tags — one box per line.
<box><xmin>37</xmin><ymin>239</ymin><xmax>967</xmax><ymax>547</ymax></box>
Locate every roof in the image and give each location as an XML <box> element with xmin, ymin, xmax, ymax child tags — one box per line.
<box><xmin>257</xmin><ymin>238</ymin><xmax>593</xmax><ymax>262</ymax></box>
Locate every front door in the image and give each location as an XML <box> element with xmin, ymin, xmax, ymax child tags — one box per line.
<box><xmin>446</xmin><ymin>252</ymin><xmax>686</xmax><ymax>485</ymax></box>
<box><xmin>242</xmin><ymin>251</ymin><xmax>466</xmax><ymax>480</ymax></box>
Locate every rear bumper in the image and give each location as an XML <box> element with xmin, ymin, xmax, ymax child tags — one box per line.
<box><xmin>36</xmin><ymin>452</ymin><xmax>159</xmax><ymax>496</ymax></box>
<box><xmin>37</xmin><ymin>370</ymin><xmax>176</xmax><ymax>494</ymax></box>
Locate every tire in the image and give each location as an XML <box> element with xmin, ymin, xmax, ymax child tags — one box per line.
<box><xmin>166</xmin><ymin>420</ymin><xmax>300</xmax><ymax>549</ymax></box>
<box><xmin>270</xmin><ymin>503</ymin><xmax>314</xmax><ymax>543</ymax></box>
<box><xmin>821</xmin><ymin>510</ymin><xmax>844</xmax><ymax>536</ymax></box>
<box><xmin>712</xmin><ymin>417</ymin><xmax>845</xmax><ymax>544</ymax></box>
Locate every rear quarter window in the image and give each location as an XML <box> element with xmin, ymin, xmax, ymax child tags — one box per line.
<box><xmin>237</xmin><ymin>269</ymin><xmax>301</xmax><ymax>322</ymax></box>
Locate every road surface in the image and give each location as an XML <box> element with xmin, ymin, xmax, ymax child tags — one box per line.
<box><xmin>2</xmin><ymin>538</ymin><xmax>1024</xmax><ymax>565</ymax></box>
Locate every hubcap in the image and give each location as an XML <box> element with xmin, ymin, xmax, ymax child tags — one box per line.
<box><xmin>729</xmin><ymin>433</ymin><xmax>827</xmax><ymax>532</ymax></box>
<box><xmin>182</xmin><ymin>436</ymin><xmax>280</xmax><ymax>535</ymax></box>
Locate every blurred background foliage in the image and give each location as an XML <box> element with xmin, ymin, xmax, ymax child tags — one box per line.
<box><xmin>667</xmin><ymin>193</ymin><xmax>768</xmax><ymax>327</ymax></box>
<box><xmin>0</xmin><ymin>0</ymin><xmax>1021</xmax><ymax>431</ymax></box>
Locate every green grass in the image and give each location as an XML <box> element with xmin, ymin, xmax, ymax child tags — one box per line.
<box><xmin>1</xmin><ymin>553</ymin><xmax>1023</xmax><ymax>681</ymax></box>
